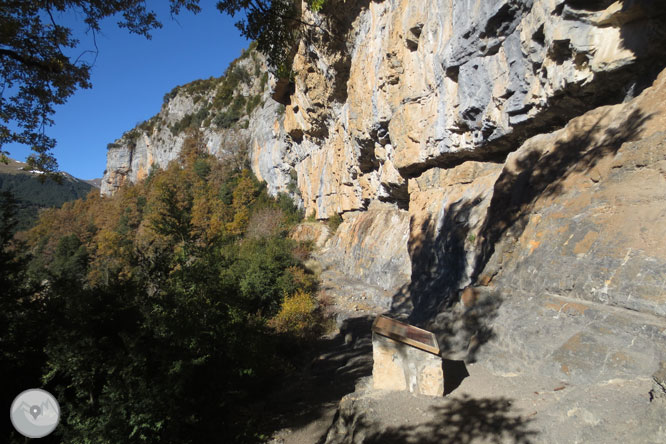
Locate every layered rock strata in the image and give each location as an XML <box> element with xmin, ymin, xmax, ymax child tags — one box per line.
<box><xmin>278</xmin><ymin>0</ymin><xmax>666</xmax><ymax>218</ymax></box>
<box><xmin>101</xmin><ymin>0</ymin><xmax>666</xmax><ymax>396</ymax></box>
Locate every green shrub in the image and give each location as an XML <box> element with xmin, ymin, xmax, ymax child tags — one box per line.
<box><xmin>193</xmin><ymin>158</ymin><xmax>211</xmax><ymax>179</ymax></box>
<box><xmin>246</xmin><ymin>94</ymin><xmax>262</xmax><ymax>115</ymax></box>
<box><xmin>192</xmin><ymin>106</ymin><xmax>209</xmax><ymax>127</ymax></box>
<box><xmin>213</xmin><ymin>95</ymin><xmax>247</xmax><ymax>129</ymax></box>
<box><xmin>137</xmin><ymin>118</ymin><xmax>157</xmax><ymax>134</ymax></box>
<box><xmin>123</xmin><ymin>128</ymin><xmax>141</xmax><ymax>144</ymax></box>
<box><xmin>213</xmin><ymin>111</ymin><xmax>237</xmax><ymax>129</ymax></box>
<box><xmin>163</xmin><ymin>87</ymin><xmax>179</xmax><ymax>104</ymax></box>
<box><xmin>170</xmin><ymin>114</ymin><xmax>193</xmax><ymax>135</ymax></box>
<box><xmin>269</xmin><ymin>289</ymin><xmax>321</xmax><ymax>338</ymax></box>
<box><xmin>309</xmin><ymin>0</ymin><xmax>326</xmax><ymax>12</ymax></box>
<box><xmin>213</xmin><ymin>81</ymin><xmax>235</xmax><ymax>109</ymax></box>
<box><xmin>327</xmin><ymin>213</ymin><xmax>343</xmax><ymax>232</ymax></box>
<box><xmin>170</xmin><ymin>107</ymin><xmax>210</xmax><ymax>135</ymax></box>
<box><xmin>260</xmin><ymin>72</ymin><xmax>269</xmax><ymax>91</ymax></box>
<box><xmin>287</xmin><ymin>169</ymin><xmax>298</xmax><ymax>193</ymax></box>
<box><xmin>231</xmin><ymin>65</ymin><xmax>251</xmax><ymax>85</ymax></box>
<box><xmin>181</xmin><ymin>76</ymin><xmax>219</xmax><ymax>96</ymax></box>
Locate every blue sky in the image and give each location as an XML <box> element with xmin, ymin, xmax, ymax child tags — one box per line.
<box><xmin>6</xmin><ymin>0</ymin><xmax>249</xmax><ymax>180</ymax></box>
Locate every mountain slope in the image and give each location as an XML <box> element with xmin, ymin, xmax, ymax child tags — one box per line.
<box><xmin>0</xmin><ymin>158</ymin><xmax>94</xmax><ymax>232</ymax></box>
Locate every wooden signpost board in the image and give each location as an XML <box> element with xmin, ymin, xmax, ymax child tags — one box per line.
<box><xmin>372</xmin><ymin>315</ymin><xmax>440</xmax><ymax>355</ymax></box>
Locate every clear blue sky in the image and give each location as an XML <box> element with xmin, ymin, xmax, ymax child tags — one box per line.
<box><xmin>6</xmin><ymin>0</ymin><xmax>249</xmax><ymax>180</ymax></box>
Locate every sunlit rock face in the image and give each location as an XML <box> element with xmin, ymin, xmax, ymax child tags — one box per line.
<box><xmin>102</xmin><ymin>0</ymin><xmax>666</xmax><ymax>388</ymax></box>
<box><xmin>101</xmin><ymin>51</ymin><xmax>290</xmax><ymax>198</ymax></box>
<box><xmin>321</xmin><ymin>201</ymin><xmax>411</xmax><ymax>292</ymax></box>
<box><xmin>277</xmin><ymin>0</ymin><xmax>666</xmax><ymax>218</ymax></box>
<box><xmin>464</xmin><ymin>68</ymin><xmax>666</xmax><ymax>384</ymax></box>
<box><xmin>274</xmin><ymin>0</ymin><xmax>666</xmax><ymax>386</ymax></box>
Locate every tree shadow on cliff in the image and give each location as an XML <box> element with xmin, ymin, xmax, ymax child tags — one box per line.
<box><xmin>391</xmin><ymin>108</ymin><xmax>650</xmax><ymax>362</ymax></box>
<box><xmin>389</xmin><ymin>196</ymin><xmax>501</xmax><ymax>361</ymax></box>
<box><xmin>613</xmin><ymin>2</ymin><xmax>666</xmax><ymax>100</ymax></box>
<box><xmin>398</xmin><ymin>199</ymin><xmax>481</xmax><ymax>321</ymax></box>
<box><xmin>472</xmin><ymin>108</ymin><xmax>651</xmax><ymax>283</ymax></box>
<box><xmin>258</xmin><ymin>316</ymin><xmax>375</xmax><ymax>440</ymax></box>
<box><xmin>352</xmin><ymin>395</ymin><xmax>537</xmax><ymax>444</ymax></box>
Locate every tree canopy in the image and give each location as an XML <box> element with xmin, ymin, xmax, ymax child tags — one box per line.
<box><xmin>2</xmin><ymin>133</ymin><xmax>322</xmax><ymax>443</ymax></box>
<box><xmin>0</xmin><ymin>0</ymin><xmax>201</xmax><ymax>172</ymax></box>
<box><xmin>218</xmin><ymin>0</ymin><xmax>328</xmax><ymax>77</ymax></box>
<box><xmin>0</xmin><ymin>0</ymin><xmax>326</xmax><ymax>173</ymax></box>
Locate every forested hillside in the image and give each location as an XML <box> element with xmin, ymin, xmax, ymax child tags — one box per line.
<box><xmin>2</xmin><ymin>132</ymin><xmax>323</xmax><ymax>443</ymax></box>
<box><xmin>0</xmin><ymin>159</ymin><xmax>94</xmax><ymax>232</ymax></box>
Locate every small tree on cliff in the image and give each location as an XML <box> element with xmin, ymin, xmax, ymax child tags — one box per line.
<box><xmin>217</xmin><ymin>0</ymin><xmax>330</xmax><ymax>76</ymax></box>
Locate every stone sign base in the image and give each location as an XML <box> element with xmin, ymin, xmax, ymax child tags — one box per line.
<box><xmin>372</xmin><ymin>332</ymin><xmax>444</xmax><ymax>396</ymax></box>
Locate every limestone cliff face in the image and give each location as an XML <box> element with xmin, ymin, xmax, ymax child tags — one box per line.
<box><xmin>101</xmin><ymin>50</ymin><xmax>291</xmax><ymax>198</ymax></box>
<box><xmin>276</xmin><ymin>0</ymin><xmax>665</xmax><ymax>219</ymax></box>
<box><xmin>273</xmin><ymin>0</ymin><xmax>666</xmax><ymax>384</ymax></box>
<box><xmin>102</xmin><ymin>0</ymin><xmax>666</xmax><ymax>383</ymax></box>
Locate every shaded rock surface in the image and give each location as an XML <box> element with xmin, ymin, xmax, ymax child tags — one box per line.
<box><xmin>319</xmin><ymin>202</ymin><xmax>411</xmax><ymax>292</ymax></box>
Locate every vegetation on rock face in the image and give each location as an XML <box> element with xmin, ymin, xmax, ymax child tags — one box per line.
<box><xmin>327</xmin><ymin>212</ymin><xmax>343</xmax><ymax>232</ymax></box>
<box><xmin>162</xmin><ymin>47</ymin><xmax>267</xmax><ymax>137</ymax></box>
<box><xmin>2</xmin><ymin>132</ymin><xmax>324</xmax><ymax>443</ymax></box>
<box><xmin>2</xmin><ymin>0</ymin><xmax>316</xmax><ymax>171</ymax></box>
<box><xmin>217</xmin><ymin>0</ymin><xmax>330</xmax><ymax>77</ymax></box>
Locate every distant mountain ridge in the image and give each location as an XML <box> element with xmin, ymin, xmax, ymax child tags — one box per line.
<box><xmin>84</xmin><ymin>178</ymin><xmax>102</xmax><ymax>188</ymax></box>
<box><xmin>0</xmin><ymin>157</ymin><xmax>96</xmax><ymax>232</ymax></box>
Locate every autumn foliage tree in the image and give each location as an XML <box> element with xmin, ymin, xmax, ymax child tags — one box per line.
<box><xmin>9</xmin><ymin>133</ymin><xmax>319</xmax><ymax>443</ymax></box>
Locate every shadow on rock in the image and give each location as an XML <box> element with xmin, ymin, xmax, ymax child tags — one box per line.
<box><xmin>260</xmin><ymin>316</ymin><xmax>375</xmax><ymax>438</ymax></box>
<box><xmin>473</xmin><ymin>108</ymin><xmax>652</xmax><ymax>282</ymax></box>
<box><xmin>331</xmin><ymin>394</ymin><xmax>537</xmax><ymax>444</ymax></box>
<box><xmin>443</xmin><ymin>359</ymin><xmax>470</xmax><ymax>395</ymax></box>
<box><xmin>391</xmin><ymin>105</ymin><xmax>651</xmax><ymax>367</ymax></box>
<box><xmin>428</xmin><ymin>290</ymin><xmax>502</xmax><ymax>363</ymax></box>
<box><xmin>397</xmin><ymin>198</ymin><xmax>484</xmax><ymax>323</ymax></box>
<box><xmin>390</xmin><ymin>195</ymin><xmax>501</xmax><ymax>361</ymax></box>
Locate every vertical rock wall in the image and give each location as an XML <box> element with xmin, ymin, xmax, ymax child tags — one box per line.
<box><xmin>265</xmin><ymin>0</ymin><xmax>666</xmax><ymax>381</ymax></box>
<box><xmin>101</xmin><ymin>51</ymin><xmax>292</xmax><ymax>198</ymax></box>
<box><xmin>101</xmin><ymin>0</ymin><xmax>666</xmax><ymax>381</ymax></box>
<box><xmin>277</xmin><ymin>0</ymin><xmax>666</xmax><ymax>218</ymax></box>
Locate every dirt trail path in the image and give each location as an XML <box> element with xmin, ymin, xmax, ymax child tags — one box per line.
<box><xmin>262</xmin><ymin>267</ymin><xmax>666</xmax><ymax>444</ymax></box>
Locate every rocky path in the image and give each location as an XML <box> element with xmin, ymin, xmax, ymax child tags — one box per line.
<box><xmin>261</xmin><ymin>261</ymin><xmax>385</xmax><ymax>444</ymax></box>
<box><xmin>268</xmin><ymin>344</ymin><xmax>665</xmax><ymax>444</ymax></box>
<box><xmin>262</xmin><ymin>263</ymin><xmax>666</xmax><ymax>444</ymax></box>
<box><xmin>325</xmin><ymin>363</ymin><xmax>665</xmax><ymax>444</ymax></box>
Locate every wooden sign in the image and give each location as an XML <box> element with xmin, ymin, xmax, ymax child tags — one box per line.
<box><xmin>372</xmin><ymin>315</ymin><xmax>440</xmax><ymax>355</ymax></box>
